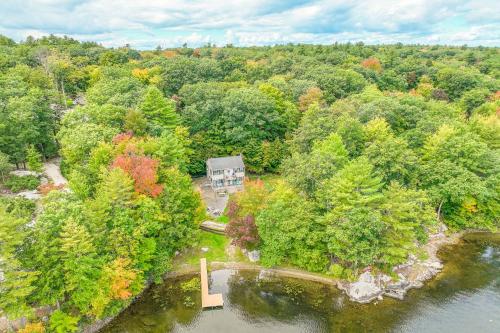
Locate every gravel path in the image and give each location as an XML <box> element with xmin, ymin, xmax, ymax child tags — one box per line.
<box><xmin>43</xmin><ymin>158</ymin><xmax>68</xmax><ymax>186</ymax></box>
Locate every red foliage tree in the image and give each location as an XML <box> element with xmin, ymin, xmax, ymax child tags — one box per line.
<box><xmin>112</xmin><ymin>153</ymin><xmax>163</xmax><ymax>197</ymax></box>
<box><xmin>226</xmin><ymin>201</ymin><xmax>260</xmax><ymax>250</ymax></box>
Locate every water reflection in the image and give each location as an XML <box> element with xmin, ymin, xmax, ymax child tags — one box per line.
<box><xmin>102</xmin><ymin>233</ymin><xmax>500</xmax><ymax>333</ymax></box>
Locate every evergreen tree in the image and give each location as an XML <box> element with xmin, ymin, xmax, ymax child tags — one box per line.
<box><xmin>379</xmin><ymin>182</ymin><xmax>435</xmax><ymax>265</ymax></box>
<box><xmin>320</xmin><ymin>157</ymin><xmax>385</xmax><ymax>267</ymax></box>
<box><xmin>319</xmin><ymin>157</ymin><xmax>383</xmax><ymax>213</ymax></box>
<box><xmin>0</xmin><ymin>205</ymin><xmax>37</xmax><ymax>318</ymax></box>
<box><xmin>284</xmin><ymin>133</ymin><xmax>348</xmax><ymax>196</ymax></box>
<box><xmin>0</xmin><ymin>151</ymin><xmax>11</xmax><ymax>182</ymax></box>
<box><xmin>139</xmin><ymin>86</ymin><xmax>180</xmax><ymax>134</ymax></box>
<box><xmin>26</xmin><ymin>145</ymin><xmax>43</xmax><ymax>172</ymax></box>
<box><xmin>59</xmin><ymin>219</ymin><xmax>101</xmax><ymax>314</ymax></box>
<box><xmin>325</xmin><ymin>207</ymin><xmax>384</xmax><ymax>268</ymax></box>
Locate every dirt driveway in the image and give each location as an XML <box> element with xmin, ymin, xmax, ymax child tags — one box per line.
<box><xmin>193</xmin><ymin>177</ymin><xmax>229</xmax><ymax>217</ymax></box>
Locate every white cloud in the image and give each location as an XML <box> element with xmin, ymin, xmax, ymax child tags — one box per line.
<box><xmin>0</xmin><ymin>0</ymin><xmax>498</xmax><ymax>47</ymax></box>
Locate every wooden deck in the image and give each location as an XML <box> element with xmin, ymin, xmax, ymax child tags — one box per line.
<box><xmin>200</xmin><ymin>258</ymin><xmax>224</xmax><ymax>308</ymax></box>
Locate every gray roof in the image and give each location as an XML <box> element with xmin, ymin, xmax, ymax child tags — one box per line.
<box><xmin>207</xmin><ymin>155</ymin><xmax>244</xmax><ymax>170</ymax></box>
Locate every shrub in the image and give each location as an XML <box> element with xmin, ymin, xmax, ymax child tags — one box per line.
<box><xmin>38</xmin><ymin>183</ymin><xmax>65</xmax><ymax>195</ymax></box>
<box><xmin>328</xmin><ymin>264</ymin><xmax>345</xmax><ymax>278</ymax></box>
<box><xmin>4</xmin><ymin>175</ymin><xmax>41</xmax><ymax>192</ymax></box>
<box><xmin>18</xmin><ymin>322</ymin><xmax>45</xmax><ymax>333</ymax></box>
<box><xmin>49</xmin><ymin>310</ymin><xmax>79</xmax><ymax>333</ymax></box>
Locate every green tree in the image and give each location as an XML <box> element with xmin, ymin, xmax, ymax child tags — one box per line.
<box><xmin>26</xmin><ymin>145</ymin><xmax>43</xmax><ymax>172</ymax></box>
<box><xmin>58</xmin><ymin>123</ymin><xmax>118</xmax><ymax>169</ymax></box>
<box><xmin>30</xmin><ymin>192</ymin><xmax>85</xmax><ymax>306</ymax></box>
<box><xmin>436</xmin><ymin>67</ymin><xmax>481</xmax><ymax>100</ymax></box>
<box><xmin>325</xmin><ymin>207</ymin><xmax>384</xmax><ymax>268</ymax></box>
<box><xmin>139</xmin><ymin>86</ymin><xmax>180</xmax><ymax>134</ymax></box>
<box><xmin>221</xmin><ymin>87</ymin><xmax>284</xmax><ymax>144</ymax></box>
<box><xmin>379</xmin><ymin>183</ymin><xmax>435</xmax><ymax>265</ymax></box>
<box><xmin>363</xmin><ymin>119</ymin><xmax>417</xmax><ymax>185</ymax></box>
<box><xmin>302</xmin><ymin>66</ymin><xmax>367</xmax><ymax>103</ymax></box>
<box><xmin>59</xmin><ymin>219</ymin><xmax>101</xmax><ymax>314</ymax></box>
<box><xmin>256</xmin><ymin>183</ymin><xmax>327</xmax><ymax>271</ymax></box>
<box><xmin>86</xmin><ymin>76</ymin><xmax>144</xmax><ymax>108</ymax></box>
<box><xmin>284</xmin><ymin>133</ymin><xmax>348</xmax><ymax>196</ymax></box>
<box><xmin>0</xmin><ymin>151</ymin><xmax>11</xmax><ymax>182</ymax></box>
<box><xmin>459</xmin><ymin>88</ymin><xmax>490</xmax><ymax>118</ymax></box>
<box><xmin>0</xmin><ymin>205</ymin><xmax>37</xmax><ymax>318</ymax></box>
<box><xmin>124</xmin><ymin>109</ymin><xmax>147</xmax><ymax>135</ymax></box>
<box><xmin>49</xmin><ymin>310</ymin><xmax>79</xmax><ymax>333</ymax></box>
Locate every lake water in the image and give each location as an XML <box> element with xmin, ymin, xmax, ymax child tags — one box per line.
<box><xmin>101</xmin><ymin>233</ymin><xmax>500</xmax><ymax>333</ymax></box>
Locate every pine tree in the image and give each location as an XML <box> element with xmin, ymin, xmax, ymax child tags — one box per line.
<box><xmin>0</xmin><ymin>151</ymin><xmax>11</xmax><ymax>182</ymax></box>
<box><xmin>0</xmin><ymin>205</ymin><xmax>37</xmax><ymax>319</ymax></box>
<box><xmin>380</xmin><ymin>182</ymin><xmax>435</xmax><ymax>265</ymax></box>
<box><xmin>319</xmin><ymin>156</ymin><xmax>383</xmax><ymax>214</ymax></box>
<box><xmin>321</xmin><ymin>157</ymin><xmax>385</xmax><ymax>268</ymax></box>
<box><xmin>26</xmin><ymin>145</ymin><xmax>43</xmax><ymax>172</ymax></box>
<box><xmin>139</xmin><ymin>86</ymin><xmax>180</xmax><ymax>134</ymax></box>
<box><xmin>60</xmin><ymin>218</ymin><xmax>101</xmax><ymax>314</ymax></box>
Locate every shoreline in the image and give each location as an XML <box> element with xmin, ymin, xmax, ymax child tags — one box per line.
<box><xmin>167</xmin><ymin>230</ymin><xmax>467</xmax><ymax>303</ymax></box>
<box><xmin>0</xmin><ymin>231</ymin><xmax>486</xmax><ymax>333</ymax></box>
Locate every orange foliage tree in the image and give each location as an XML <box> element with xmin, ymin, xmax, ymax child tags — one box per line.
<box><xmin>112</xmin><ymin>150</ymin><xmax>163</xmax><ymax>197</ymax></box>
<box><xmin>361</xmin><ymin>57</ymin><xmax>383</xmax><ymax>72</ymax></box>
<box><xmin>106</xmin><ymin>258</ymin><xmax>137</xmax><ymax>300</ymax></box>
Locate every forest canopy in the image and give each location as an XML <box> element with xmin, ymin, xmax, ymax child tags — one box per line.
<box><xmin>0</xmin><ymin>35</ymin><xmax>498</xmax><ymax>331</ymax></box>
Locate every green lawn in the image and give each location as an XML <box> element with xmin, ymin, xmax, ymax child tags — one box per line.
<box><xmin>181</xmin><ymin>232</ymin><xmax>230</xmax><ymax>266</ymax></box>
<box><xmin>215</xmin><ymin>215</ymin><xmax>229</xmax><ymax>224</ymax></box>
<box><xmin>173</xmin><ymin>231</ymin><xmax>250</xmax><ymax>268</ymax></box>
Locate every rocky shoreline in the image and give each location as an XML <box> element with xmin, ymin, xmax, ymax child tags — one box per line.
<box><xmin>337</xmin><ymin>231</ymin><xmax>463</xmax><ymax>303</ymax></box>
<box><xmin>167</xmin><ymin>231</ymin><xmax>465</xmax><ymax>305</ymax></box>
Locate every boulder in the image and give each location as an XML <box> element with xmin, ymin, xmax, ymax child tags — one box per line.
<box><xmin>345</xmin><ymin>281</ymin><xmax>383</xmax><ymax>303</ymax></box>
<box><xmin>358</xmin><ymin>271</ymin><xmax>374</xmax><ymax>283</ymax></box>
<box><xmin>17</xmin><ymin>190</ymin><xmax>41</xmax><ymax>200</ymax></box>
<box><xmin>9</xmin><ymin>170</ymin><xmax>40</xmax><ymax>177</ymax></box>
<box><xmin>384</xmin><ymin>279</ymin><xmax>411</xmax><ymax>300</ymax></box>
<box><xmin>247</xmin><ymin>250</ymin><xmax>260</xmax><ymax>262</ymax></box>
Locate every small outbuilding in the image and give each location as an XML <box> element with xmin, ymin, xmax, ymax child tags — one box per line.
<box><xmin>206</xmin><ymin>155</ymin><xmax>245</xmax><ymax>192</ymax></box>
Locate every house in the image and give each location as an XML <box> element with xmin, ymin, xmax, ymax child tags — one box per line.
<box><xmin>206</xmin><ymin>155</ymin><xmax>245</xmax><ymax>192</ymax></box>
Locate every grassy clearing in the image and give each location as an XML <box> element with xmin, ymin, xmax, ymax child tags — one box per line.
<box><xmin>176</xmin><ymin>232</ymin><xmax>230</xmax><ymax>267</ymax></box>
<box><xmin>247</xmin><ymin>173</ymin><xmax>282</xmax><ymax>190</ymax></box>
<box><xmin>173</xmin><ymin>230</ymin><xmax>250</xmax><ymax>269</ymax></box>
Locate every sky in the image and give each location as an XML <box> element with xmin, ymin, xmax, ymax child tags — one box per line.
<box><xmin>0</xmin><ymin>0</ymin><xmax>499</xmax><ymax>49</ymax></box>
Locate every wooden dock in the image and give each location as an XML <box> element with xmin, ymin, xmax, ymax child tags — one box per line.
<box><xmin>200</xmin><ymin>258</ymin><xmax>224</xmax><ymax>308</ymax></box>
